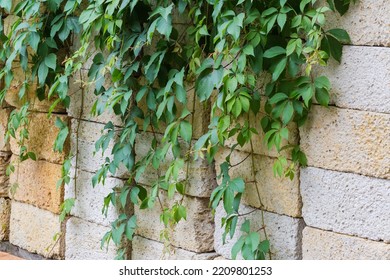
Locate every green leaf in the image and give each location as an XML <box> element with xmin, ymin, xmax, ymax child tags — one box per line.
<box><xmin>263</xmin><ymin>46</ymin><xmax>286</xmax><ymax>58</ymax></box>
<box><xmin>326</xmin><ymin>35</ymin><xmax>343</xmax><ymax>63</ymax></box>
<box><xmin>231</xmin><ymin>236</ymin><xmax>245</xmax><ymax>259</ymax></box>
<box><xmin>259</xmin><ymin>240</ymin><xmax>270</xmax><ymax>253</ymax></box>
<box><xmin>229</xmin><ymin>178</ymin><xmax>245</xmax><ymax>193</ymax></box>
<box><xmin>315</xmin><ymin>88</ymin><xmax>330</xmax><ymax>107</ymax></box>
<box><xmin>272</xmin><ymin>57</ymin><xmax>287</xmax><ymax>81</ymax></box>
<box><xmin>269</xmin><ymin>92</ymin><xmax>288</xmax><ymax>104</ymax></box>
<box><xmin>120</xmin><ymin>188</ymin><xmax>130</xmax><ymax>208</ymax></box>
<box><xmin>334</xmin><ymin>0</ymin><xmax>350</xmax><ymax>15</ymax></box>
<box><xmin>248</xmin><ymin>232</ymin><xmax>260</xmax><ymax>252</ymax></box>
<box><xmin>195</xmin><ymin>67</ymin><xmax>223</xmax><ymax>101</ymax></box>
<box><xmin>125</xmin><ymin>215</ymin><xmax>137</xmax><ymax>240</ymax></box>
<box><xmin>178</xmin><ymin>205</ymin><xmax>187</xmax><ymax>220</ymax></box>
<box><xmin>28</xmin><ymin>152</ymin><xmax>36</xmax><ymax>161</ymax></box>
<box><xmin>315</xmin><ymin>76</ymin><xmax>331</xmax><ymax>90</ymax></box>
<box><xmin>277</xmin><ymin>13</ymin><xmax>287</xmax><ymax>30</ymax></box>
<box><xmin>111</xmin><ymin>223</ymin><xmax>125</xmax><ymax>245</ymax></box>
<box><xmin>0</xmin><ymin>0</ymin><xmax>11</xmax><ymax>12</ymax></box>
<box><xmin>44</xmin><ymin>54</ymin><xmax>57</xmax><ymax>70</ymax></box>
<box><xmin>38</xmin><ymin>63</ymin><xmax>49</xmax><ymax>86</ymax></box>
<box><xmin>179</xmin><ymin>121</ymin><xmax>192</xmax><ymax>143</ymax></box>
<box><xmin>327</xmin><ymin>28</ymin><xmax>351</xmax><ymax>44</ymax></box>
<box><xmin>282</xmin><ymin>101</ymin><xmax>294</xmax><ymax>124</ymax></box>
<box><xmin>240</xmin><ymin>220</ymin><xmax>250</xmax><ymax>234</ymax></box>
<box><xmin>54</xmin><ymin>118</ymin><xmax>69</xmax><ymax>153</ymax></box>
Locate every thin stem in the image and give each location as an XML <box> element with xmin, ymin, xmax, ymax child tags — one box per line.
<box><xmin>248</xmin><ymin>113</ymin><xmax>272</xmax><ymax>260</ymax></box>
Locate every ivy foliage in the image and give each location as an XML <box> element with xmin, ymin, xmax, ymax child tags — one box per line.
<box><xmin>0</xmin><ymin>0</ymin><xmax>353</xmax><ymax>260</ymax></box>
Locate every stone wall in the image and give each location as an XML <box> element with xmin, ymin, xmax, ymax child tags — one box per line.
<box><xmin>0</xmin><ymin>0</ymin><xmax>389</xmax><ymax>260</ymax></box>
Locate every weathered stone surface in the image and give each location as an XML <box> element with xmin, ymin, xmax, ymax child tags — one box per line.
<box><xmin>65</xmin><ymin>169</ymin><xmax>122</xmax><ymax>227</ymax></box>
<box><xmin>323</xmin><ymin>0</ymin><xmax>390</xmax><ymax>47</ymax></box>
<box><xmin>0</xmin><ymin>152</ymin><xmax>11</xmax><ymax>197</ymax></box>
<box><xmin>10</xmin><ymin>113</ymin><xmax>69</xmax><ymax>164</ymax></box>
<box><xmin>302</xmin><ymin>227</ymin><xmax>390</xmax><ymax>260</ymax></box>
<box><xmin>0</xmin><ymin>109</ymin><xmax>11</xmax><ymax>151</ymax></box>
<box><xmin>215</xmin><ymin>148</ymin><xmax>301</xmax><ymax>217</ymax></box>
<box><xmin>132</xmin><ymin>236</ymin><xmax>219</xmax><ymax>260</ymax></box>
<box><xmin>9</xmin><ymin>201</ymin><xmax>63</xmax><ymax>258</ymax></box>
<box><xmin>0</xmin><ymin>198</ymin><xmax>11</xmax><ymax>241</ymax></box>
<box><xmin>214</xmin><ymin>203</ymin><xmax>304</xmax><ymax>260</ymax></box>
<box><xmin>300</xmin><ymin>106</ymin><xmax>390</xmax><ymax>179</ymax></box>
<box><xmin>9</xmin><ymin>156</ymin><xmax>63</xmax><ymax>214</ymax></box>
<box><xmin>135</xmin><ymin>190</ymin><xmax>214</xmax><ymax>253</ymax></box>
<box><xmin>70</xmin><ymin>119</ymin><xmax>128</xmax><ymax>177</ymax></box>
<box><xmin>314</xmin><ymin>46</ymin><xmax>390</xmax><ymax>114</ymax></box>
<box><xmin>301</xmin><ymin>167</ymin><xmax>390</xmax><ymax>243</ymax></box>
<box><xmin>224</xmin><ymin>111</ymin><xmax>299</xmax><ymax>159</ymax></box>
<box><xmin>65</xmin><ymin>217</ymin><xmax>117</xmax><ymax>260</ymax></box>
<box><xmin>135</xmin><ymin>132</ymin><xmax>217</xmax><ymax>198</ymax></box>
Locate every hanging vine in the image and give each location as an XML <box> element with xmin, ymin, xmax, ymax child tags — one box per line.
<box><xmin>0</xmin><ymin>0</ymin><xmax>354</xmax><ymax>260</ymax></box>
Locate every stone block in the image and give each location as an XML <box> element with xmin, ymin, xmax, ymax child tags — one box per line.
<box><xmin>0</xmin><ymin>198</ymin><xmax>11</xmax><ymax>241</ymax></box>
<box><xmin>132</xmin><ymin>236</ymin><xmax>219</xmax><ymax>260</ymax></box>
<box><xmin>9</xmin><ymin>201</ymin><xmax>63</xmax><ymax>259</ymax></box>
<box><xmin>300</xmin><ymin>106</ymin><xmax>390</xmax><ymax>179</ymax></box>
<box><xmin>214</xmin><ymin>203</ymin><xmax>304</xmax><ymax>260</ymax></box>
<box><xmin>135</xmin><ymin>132</ymin><xmax>216</xmax><ymax>198</ymax></box>
<box><xmin>314</xmin><ymin>46</ymin><xmax>390</xmax><ymax>114</ymax></box>
<box><xmin>323</xmin><ymin>0</ymin><xmax>390</xmax><ymax>47</ymax></box>
<box><xmin>302</xmin><ymin>227</ymin><xmax>390</xmax><ymax>260</ymax></box>
<box><xmin>0</xmin><ymin>108</ymin><xmax>11</xmax><ymax>151</ymax></box>
<box><xmin>215</xmin><ymin>148</ymin><xmax>301</xmax><ymax>217</ymax></box>
<box><xmin>9</xmin><ymin>156</ymin><xmax>63</xmax><ymax>214</ymax></box>
<box><xmin>65</xmin><ymin>217</ymin><xmax>117</xmax><ymax>260</ymax></box>
<box><xmin>69</xmin><ymin>119</ymin><xmax>128</xmax><ymax>177</ymax></box>
<box><xmin>0</xmin><ymin>152</ymin><xmax>11</xmax><ymax>197</ymax></box>
<box><xmin>301</xmin><ymin>167</ymin><xmax>390</xmax><ymax>242</ymax></box>
<box><xmin>10</xmin><ymin>112</ymin><xmax>69</xmax><ymax>164</ymax></box>
<box><xmin>135</xmin><ymin>190</ymin><xmax>214</xmax><ymax>253</ymax></box>
<box><xmin>65</xmin><ymin>169</ymin><xmax>122</xmax><ymax>227</ymax></box>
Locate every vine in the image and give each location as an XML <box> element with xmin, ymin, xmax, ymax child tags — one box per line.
<box><xmin>0</xmin><ymin>0</ymin><xmax>354</xmax><ymax>260</ymax></box>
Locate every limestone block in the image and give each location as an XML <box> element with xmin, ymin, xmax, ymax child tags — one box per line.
<box><xmin>0</xmin><ymin>152</ymin><xmax>11</xmax><ymax>197</ymax></box>
<box><xmin>65</xmin><ymin>217</ymin><xmax>117</xmax><ymax>260</ymax></box>
<box><xmin>65</xmin><ymin>169</ymin><xmax>122</xmax><ymax>227</ymax></box>
<box><xmin>135</xmin><ymin>190</ymin><xmax>214</xmax><ymax>253</ymax></box>
<box><xmin>9</xmin><ymin>201</ymin><xmax>63</xmax><ymax>259</ymax></box>
<box><xmin>0</xmin><ymin>108</ymin><xmax>11</xmax><ymax>151</ymax></box>
<box><xmin>300</xmin><ymin>106</ymin><xmax>390</xmax><ymax>179</ymax></box>
<box><xmin>301</xmin><ymin>167</ymin><xmax>390</xmax><ymax>243</ymax></box>
<box><xmin>214</xmin><ymin>203</ymin><xmax>304</xmax><ymax>260</ymax></box>
<box><xmin>135</xmin><ymin>132</ymin><xmax>217</xmax><ymax>198</ymax></box>
<box><xmin>303</xmin><ymin>227</ymin><xmax>390</xmax><ymax>260</ymax></box>
<box><xmin>69</xmin><ymin>119</ymin><xmax>128</xmax><ymax>177</ymax></box>
<box><xmin>323</xmin><ymin>0</ymin><xmax>390</xmax><ymax>47</ymax></box>
<box><xmin>215</xmin><ymin>148</ymin><xmax>301</xmax><ymax>217</ymax></box>
<box><xmin>0</xmin><ymin>198</ymin><xmax>11</xmax><ymax>241</ymax></box>
<box><xmin>132</xmin><ymin>236</ymin><xmax>219</xmax><ymax>260</ymax></box>
<box><xmin>9</xmin><ymin>156</ymin><xmax>63</xmax><ymax>214</ymax></box>
<box><xmin>314</xmin><ymin>46</ymin><xmax>390</xmax><ymax>114</ymax></box>
<box><xmin>10</xmin><ymin>113</ymin><xmax>69</xmax><ymax>164</ymax></box>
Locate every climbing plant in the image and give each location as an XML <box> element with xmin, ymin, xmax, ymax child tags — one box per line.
<box><xmin>0</xmin><ymin>0</ymin><xmax>354</xmax><ymax>260</ymax></box>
